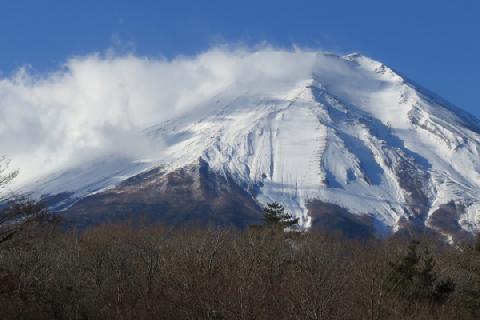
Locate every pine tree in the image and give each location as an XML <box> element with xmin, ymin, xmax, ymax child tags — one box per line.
<box><xmin>475</xmin><ymin>233</ymin><xmax>480</xmax><ymax>253</ymax></box>
<box><xmin>386</xmin><ymin>240</ymin><xmax>455</xmax><ymax>305</ymax></box>
<box><xmin>461</xmin><ymin>233</ymin><xmax>480</xmax><ymax>317</ymax></box>
<box><xmin>263</xmin><ymin>202</ymin><xmax>299</xmax><ymax>229</ymax></box>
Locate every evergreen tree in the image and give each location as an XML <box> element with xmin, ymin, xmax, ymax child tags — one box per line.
<box><xmin>263</xmin><ymin>202</ymin><xmax>299</xmax><ymax>229</ymax></box>
<box><xmin>475</xmin><ymin>233</ymin><xmax>480</xmax><ymax>253</ymax></box>
<box><xmin>461</xmin><ymin>233</ymin><xmax>480</xmax><ymax>317</ymax></box>
<box><xmin>386</xmin><ymin>240</ymin><xmax>455</xmax><ymax>305</ymax></box>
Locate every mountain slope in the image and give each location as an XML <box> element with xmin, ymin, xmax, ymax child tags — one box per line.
<box><xmin>21</xmin><ymin>52</ymin><xmax>480</xmax><ymax>240</ymax></box>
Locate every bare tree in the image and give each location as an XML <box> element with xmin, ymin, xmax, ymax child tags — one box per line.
<box><xmin>0</xmin><ymin>156</ymin><xmax>52</xmax><ymax>245</ymax></box>
<box><xmin>0</xmin><ymin>156</ymin><xmax>18</xmax><ymax>194</ymax></box>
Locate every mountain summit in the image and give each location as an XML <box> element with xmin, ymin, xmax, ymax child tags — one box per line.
<box><xmin>22</xmin><ymin>52</ymin><xmax>480</xmax><ymax>241</ymax></box>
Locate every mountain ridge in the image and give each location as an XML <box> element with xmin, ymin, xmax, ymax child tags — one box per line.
<box><xmin>14</xmin><ymin>52</ymin><xmax>480</xmax><ymax>241</ymax></box>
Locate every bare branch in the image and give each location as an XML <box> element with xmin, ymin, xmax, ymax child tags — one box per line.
<box><xmin>0</xmin><ymin>156</ymin><xmax>18</xmax><ymax>188</ymax></box>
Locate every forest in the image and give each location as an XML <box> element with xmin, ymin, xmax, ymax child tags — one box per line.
<box><xmin>1</xmin><ymin>200</ymin><xmax>480</xmax><ymax>320</ymax></box>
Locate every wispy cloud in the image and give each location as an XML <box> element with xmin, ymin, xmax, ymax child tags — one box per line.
<box><xmin>1</xmin><ymin>46</ymin><xmax>365</xmax><ymax>187</ymax></box>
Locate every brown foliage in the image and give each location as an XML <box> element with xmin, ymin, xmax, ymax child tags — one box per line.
<box><xmin>0</xmin><ymin>221</ymin><xmax>478</xmax><ymax>320</ymax></box>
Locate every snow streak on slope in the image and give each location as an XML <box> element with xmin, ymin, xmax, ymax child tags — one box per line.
<box><xmin>17</xmin><ymin>52</ymin><xmax>480</xmax><ymax>236</ymax></box>
<box><xmin>148</xmin><ymin>53</ymin><xmax>480</xmax><ymax>234</ymax></box>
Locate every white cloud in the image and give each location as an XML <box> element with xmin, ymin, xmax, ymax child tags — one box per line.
<box><xmin>0</xmin><ymin>46</ymin><xmax>338</xmax><ymax>187</ymax></box>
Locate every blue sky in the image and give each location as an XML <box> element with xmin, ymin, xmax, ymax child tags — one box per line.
<box><xmin>1</xmin><ymin>0</ymin><xmax>479</xmax><ymax>117</ymax></box>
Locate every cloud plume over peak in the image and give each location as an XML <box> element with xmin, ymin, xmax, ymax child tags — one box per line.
<box><xmin>0</xmin><ymin>46</ymin><xmax>328</xmax><ymax>187</ymax></box>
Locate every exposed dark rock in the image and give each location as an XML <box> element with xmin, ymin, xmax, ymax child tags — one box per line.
<box><xmin>63</xmin><ymin>159</ymin><xmax>262</xmax><ymax>229</ymax></box>
<box><xmin>393</xmin><ymin>153</ymin><xmax>431</xmax><ymax>218</ymax></box>
<box><xmin>306</xmin><ymin>200</ymin><xmax>377</xmax><ymax>239</ymax></box>
<box><xmin>429</xmin><ymin>202</ymin><xmax>473</xmax><ymax>243</ymax></box>
<box><xmin>39</xmin><ymin>192</ymin><xmax>75</xmax><ymax>211</ymax></box>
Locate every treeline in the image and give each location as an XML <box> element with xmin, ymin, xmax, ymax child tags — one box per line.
<box><xmin>1</xmin><ymin>217</ymin><xmax>480</xmax><ymax>320</ymax></box>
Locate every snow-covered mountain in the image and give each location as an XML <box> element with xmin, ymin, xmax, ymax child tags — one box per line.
<box><xmin>21</xmin><ymin>52</ymin><xmax>480</xmax><ymax>240</ymax></box>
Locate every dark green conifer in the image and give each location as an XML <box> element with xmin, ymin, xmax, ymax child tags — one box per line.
<box><xmin>387</xmin><ymin>240</ymin><xmax>455</xmax><ymax>305</ymax></box>
<box><xmin>263</xmin><ymin>202</ymin><xmax>299</xmax><ymax>229</ymax></box>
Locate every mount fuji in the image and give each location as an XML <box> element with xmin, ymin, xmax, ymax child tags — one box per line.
<box><xmin>18</xmin><ymin>52</ymin><xmax>480</xmax><ymax>241</ymax></box>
